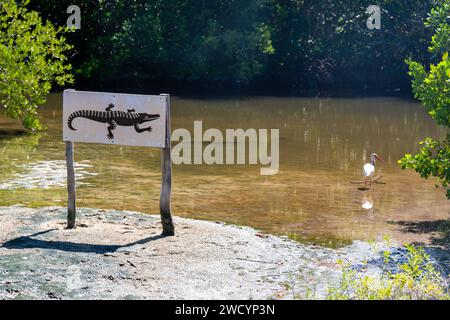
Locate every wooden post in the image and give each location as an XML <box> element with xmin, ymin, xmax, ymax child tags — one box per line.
<box><xmin>65</xmin><ymin>141</ymin><xmax>76</xmax><ymax>229</ymax></box>
<box><xmin>159</xmin><ymin>94</ymin><xmax>175</xmax><ymax>236</ymax></box>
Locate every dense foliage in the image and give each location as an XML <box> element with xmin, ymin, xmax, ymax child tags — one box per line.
<box><xmin>399</xmin><ymin>0</ymin><xmax>450</xmax><ymax>199</ymax></box>
<box><xmin>30</xmin><ymin>0</ymin><xmax>434</xmax><ymax>93</ymax></box>
<box><xmin>0</xmin><ymin>0</ymin><xmax>73</xmax><ymax>132</ymax></box>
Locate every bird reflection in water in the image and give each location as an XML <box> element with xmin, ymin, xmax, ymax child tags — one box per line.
<box><xmin>362</xmin><ymin>193</ymin><xmax>374</xmax><ymax>209</ymax></box>
<box><xmin>362</xmin><ymin>192</ymin><xmax>374</xmax><ymax>214</ymax></box>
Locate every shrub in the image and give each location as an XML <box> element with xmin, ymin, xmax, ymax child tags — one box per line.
<box><xmin>327</xmin><ymin>244</ymin><xmax>450</xmax><ymax>300</ymax></box>
<box><xmin>0</xmin><ymin>0</ymin><xmax>73</xmax><ymax>132</ymax></box>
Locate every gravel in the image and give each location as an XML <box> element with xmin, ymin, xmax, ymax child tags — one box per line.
<box><xmin>0</xmin><ymin>205</ymin><xmax>448</xmax><ymax>300</ymax></box>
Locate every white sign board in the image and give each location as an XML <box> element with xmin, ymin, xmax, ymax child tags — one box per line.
<box><xmin>63</xmin><ymin>89</ymin><xmax>167</xmax><ymax>148</ymax></box>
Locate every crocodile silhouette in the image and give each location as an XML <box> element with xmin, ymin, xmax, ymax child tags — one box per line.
<box><xmin>67</xmin><ymin>103</ymin><xmax>160</xmax><ymax>140</ymax></box>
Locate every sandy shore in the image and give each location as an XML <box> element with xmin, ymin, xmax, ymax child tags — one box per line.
<box><xmin>0</xmin><ymin>206</ymin><xmax>447</xmax><ymax>300</ymax></box>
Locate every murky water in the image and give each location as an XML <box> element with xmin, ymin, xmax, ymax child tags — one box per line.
<box><xmin>1</xmin><ymin>94</ymin><xmax>449</xmax><ymax>247</ymax></box>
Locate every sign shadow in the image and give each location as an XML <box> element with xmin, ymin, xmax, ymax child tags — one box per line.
<box><xmin>1</xmin><ymin>229</ymin><xmax>163</xmax><ymax>254</ymax></box>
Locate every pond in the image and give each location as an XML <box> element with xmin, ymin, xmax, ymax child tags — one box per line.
<box><xmin>0</xmin><ymin>93</ymin><xmax>449</xmax><ymax>247</ymax></box>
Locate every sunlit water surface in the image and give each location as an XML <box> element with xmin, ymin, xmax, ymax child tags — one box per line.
<box><xmin>1</xmin><ymin>94</ymin><xmax>449</xmax><ymax>247</ymax></box>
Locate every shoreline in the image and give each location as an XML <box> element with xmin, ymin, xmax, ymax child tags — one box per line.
<box><xmin>0</xmin><ymin>205</ymin><xmax>448</xmax><ymax>300</ymax></box>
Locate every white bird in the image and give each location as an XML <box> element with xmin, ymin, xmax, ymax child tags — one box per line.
<box><xmin>363</xmin><ymin>153</ymin><xmax>384</xmax><ymax>189</ymax></box>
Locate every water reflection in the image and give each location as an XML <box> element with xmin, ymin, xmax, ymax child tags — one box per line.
<box><xmin>0</xmin><ymin>160</ymin><xmax>96</xmax><ymax>190</ymax></box>
<box><xmin>362</xmin><ymin>192</ymin><xmax>374</xmax><ymax>210</ymax></box>
<box><xmin>0</xmin><ymin>94</ymin><xmax>449</xmax><ymax>247</ymax></box>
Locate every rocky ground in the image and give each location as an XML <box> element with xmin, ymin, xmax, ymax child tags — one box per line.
<box><xmin>0</xmin><ymin>206</ymin><xmax>448</xmax><ymax>300</ymax></box>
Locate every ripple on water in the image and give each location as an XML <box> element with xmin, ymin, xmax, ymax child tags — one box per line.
<box><xmin>0</xmin><ymin>160</ymin><xmax>97</xmax><ymax>190</ymax></box>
